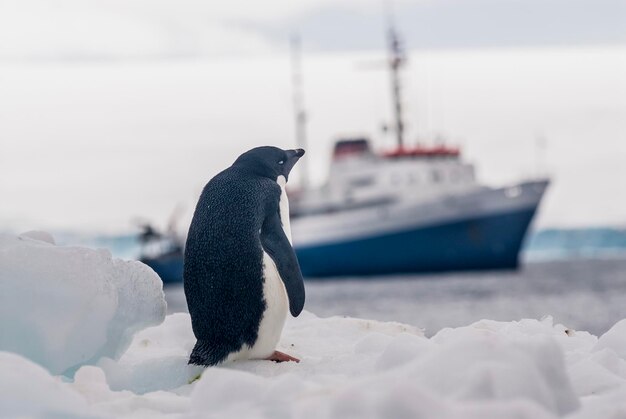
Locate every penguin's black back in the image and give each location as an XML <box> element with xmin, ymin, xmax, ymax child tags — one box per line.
<box><xmin>183</xmin><ymin>167</ymin><xmax>281</xmax><ymax>366</ymax></box>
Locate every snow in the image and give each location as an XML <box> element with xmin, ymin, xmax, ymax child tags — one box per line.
<box><xmin>595</xmin><ymin>319</ymin><xmax>626</xmax><ymax>359</ymax></box>
<box><xmin>3</xmin><ymin>231</ymin><xmax>626</xmax><ymax>418</ymax></box>
<box><xmin>0</xmin><ymin>352</ymin><xmax>92</xmax><ymax>418</ymax></box>
<box><xmin>7</xmin><ymin>312</ymin><xmax>626</xmax><ymax>419</ymax></box>
<box><xmin>0</xmin><ymin>232</ymin><xmax>166</xmax><ymax>376</ymax></box>
<box><xmin>7</xmin><ymin>311</ymin><xmax>626</xmax><ymax>418</ymax></box>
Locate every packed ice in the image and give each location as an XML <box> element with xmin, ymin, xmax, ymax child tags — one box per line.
<box><xmin>0</xmin><ymin>232</ymin><xmax>166</xmax><ymax>376</ymax></box>
<box><xmin>2</xmin><ymin>232</ymin><xmax>626</xmax><ymax>418</ymax></box>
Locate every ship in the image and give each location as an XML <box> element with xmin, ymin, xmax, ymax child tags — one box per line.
<box><xmin>290</xmin><ymin>139</ymin><xmax>548</xmax><ymax>277</ymax></box>
<box><xmin>137</xmin><ymin>218</ymin><xmax>184</xmax><ymax>284</ymax></box>
<box><xmin>287</xmin><ymin>26</ymin><xmax>549</xmax><ymax>277</ymax></box>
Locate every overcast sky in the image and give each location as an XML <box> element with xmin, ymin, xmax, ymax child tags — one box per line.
<box><xmin>0</xmin><ymin>0</ymin><xmax>624</xmax><ymax>59</ymax></box>
<box><xmin>0</xmin><ymin>0</ymin><xmax>625</xmax><ymax>232</ymax></box>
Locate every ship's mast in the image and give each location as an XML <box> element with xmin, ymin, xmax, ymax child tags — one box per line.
<box><xmin>290</xmin><ymin>35</ymin><xmax>309</xmax><ymax>189</ymax></box>
<box><xmin>387</xmin><ymin>23</ymin><xmax>406</xmax><ymax>150</ymax></box>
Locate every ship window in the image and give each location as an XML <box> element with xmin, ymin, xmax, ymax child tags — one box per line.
<box><xmin>505</xmin><ymin>186</ymin><xmax>522</xmax><ymax>198</ymax></box>
<box><xmin>348</xmin><ymin>177</ymin><xmax>374</xmax><ymax>187</ymax></box>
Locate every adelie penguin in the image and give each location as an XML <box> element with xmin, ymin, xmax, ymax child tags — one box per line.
<box><xmin>184</xmin><ymin>146</ymin><xmax>306</xmax><ymax>366</ymax></box>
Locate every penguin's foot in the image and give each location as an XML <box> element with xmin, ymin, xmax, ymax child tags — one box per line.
<box><xmin>266</xmin><ymin>350</ymin><xmax>300</xmax><ymax>363</ymax></box>
<box><xmin>188</xmin><ymin>372</ymin><xmax>203</xmax><ymax>384</ymax></box>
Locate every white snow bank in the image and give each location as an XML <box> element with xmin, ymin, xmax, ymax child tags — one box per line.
<box><xmin>0</xmin><ymin>232</ymin><xmax>166</xmax><ymax>376</ymax></box>
<box><xmin>97</xmin><ymin>313</ymin><xmax>204</xmax><ymax>394</ymax></box>
<box><xmin>0</xmin><ymin>352</ymin><xmax>91</xmax><ymax>418</ymax></box>
<box><xmin>0</xmin><ymin>312</ymin><xmax>619</xmax><ymax>419</ymax></box>
<box><xmin>595</xmin><ymin>319</ymin><xmax>626</xmax><ymax>359</ymax></box>
<box><xmin>188</xmin><ymin>314</ymin><xmax>578</xmax><ymax>418</ymax></box>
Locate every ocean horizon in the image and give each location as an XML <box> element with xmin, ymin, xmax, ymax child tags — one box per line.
<box><xmin>37</xmin><ymin>225</ymin><xmax>626</xmax><ymax>264</ymax></box>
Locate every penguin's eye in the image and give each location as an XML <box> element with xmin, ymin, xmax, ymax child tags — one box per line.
<box><xmin>278</xmin><ymin>160</ymin><xmax>284</xmax><ymax>165</ymax></box>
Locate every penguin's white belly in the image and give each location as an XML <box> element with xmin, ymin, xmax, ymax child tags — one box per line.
<box><xmin>226</xmin><ymin>251</ymin><xmax>288</xmax><ymax>362</ymax></box>
<box><xmin>250</xmin><ymin>251</ymin><xmax>289</xmax><ymax>358</ymax></box>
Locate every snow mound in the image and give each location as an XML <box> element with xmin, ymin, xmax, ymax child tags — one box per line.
<box><xmin>97</xmin><ymin>313</ymin><xmax>204</xmax><ymax>394</ymax></box>
<box><xmin>50</xmin><ymin>312</ymin><xmax>626</xmax><ymax>418</ymax></box>
<box><xmin>0</xmin><ymin>232</ymin><xmax>166</xmax><ymax>376</ymax></box>
<box><xmin>186</xmin><ymin>313</ymin><xmax>578</xmax><ymax>418</ymax></box>
<box><xmin>0</xmin><ymin>352</ymin><xmax>91</xmax><ymax>418</ymax></box>
<box><xmin>595</xmin><ymin>318</ymin><xmax>626</xmax><ymax>359</ymax></box>
<box><xmin>3</xmin><ymin>311</ymin><xmax>626</xmax><ymax>418</ymax></box>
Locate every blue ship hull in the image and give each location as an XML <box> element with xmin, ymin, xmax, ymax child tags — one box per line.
<box><xmin>141</xmin><ymin>251</ymin><xmax>184</xmax><ymax>284</ymax></box>
<box><xmin>140</xmin><ymin>206</ymin><xmax>540</xmax><ymax>283</ymax></box>
<box><xmin>295</xmin><ymin>207</ymin><xmax>537</xmax><ymax>277</ymax></box>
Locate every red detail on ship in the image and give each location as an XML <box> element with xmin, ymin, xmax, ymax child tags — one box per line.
<box><xmin>383</xmin><ymin>145</ymin><xmax>460</xmax><ymax>158</ymax></box>
<box><xmin>331</xmin><ymin>138</ymin><xmax>460</xmax><ymax>160</ymax></box>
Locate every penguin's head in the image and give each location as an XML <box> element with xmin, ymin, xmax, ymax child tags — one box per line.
<box><xmin>232</xmin><ymin>146</ymin><xmax>305</xmax><ymax>181</ymax></box>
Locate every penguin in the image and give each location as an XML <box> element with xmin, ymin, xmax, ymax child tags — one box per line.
<box><xmin>184</xmin><ymin>146</ymin><xmax>306</xmax><ymax>366</ymax></box>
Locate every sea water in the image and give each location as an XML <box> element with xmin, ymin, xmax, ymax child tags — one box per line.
<box><xmin>163</xmin><ymin>257</ymin><xmax>626</xmax><ymax>337</ymax></box>
<box><xmin>55</xmin><ymin>229</ymin><xmax>626</xmax><ymax>337</ymax></box>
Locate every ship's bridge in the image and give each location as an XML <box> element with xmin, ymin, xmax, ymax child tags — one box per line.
<box><xmin>329</xmin><ymin>138</ymin><xmax>477</xmax><ymax>203</ymax></box>
<box><xmin>290</xmin><ymin>138</ymin><xmax>479</xmax><ymax>217</ymax></box>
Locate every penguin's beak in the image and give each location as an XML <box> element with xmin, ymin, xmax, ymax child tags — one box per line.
<box><xmin>283</xmin><ymin>148</ymin><xmax>305</xmax><ymax>177</ymax></box>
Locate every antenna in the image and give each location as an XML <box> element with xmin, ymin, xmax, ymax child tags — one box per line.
<box><xmin>290</xmin><ymin>34</ymin><xmax>309</xmax><ymax>189</ymax></box>
<box><xmin>385</xmin><ymin>6</ymin><xmax>406</xmax><ymax>150</ymax></box>
<box><xmin>535</xmin><ymin>133</ymin><xmax>547</xmax><ymax>178</ymax></box>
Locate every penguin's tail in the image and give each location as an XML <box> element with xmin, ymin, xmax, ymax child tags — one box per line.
<box><xmin>188</xmin><ymin>340</ymin><xmax>230</xmax><ymax>366</ymax></box>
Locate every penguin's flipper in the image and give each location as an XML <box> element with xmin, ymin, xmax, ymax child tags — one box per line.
<box><xmin>261</xmin><ymin>212</ymin><xmax>305</xmax><ymax>316</ymax></box>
